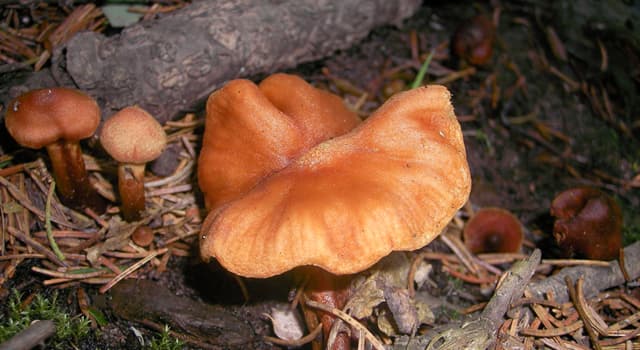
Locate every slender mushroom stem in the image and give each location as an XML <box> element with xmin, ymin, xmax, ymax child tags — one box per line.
<box><xmin>298</xmin><ymin>267</ymin><xmax>351</xmax><ymax>350</ymax></box>
<box><xmin>45</xmin><ymin>140</ymin><xmax>104</xmax><ymax>212</ymax></box>
<box><xmin>117</xmin><ymin>163</ymin><xmax>146</xmax><ymax>222</ymax></box>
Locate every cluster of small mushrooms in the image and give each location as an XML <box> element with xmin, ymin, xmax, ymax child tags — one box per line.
<box><xmin>5</xmin><ymin>87</ymin><xmax>167</xmax><ymax>245</ymax></box>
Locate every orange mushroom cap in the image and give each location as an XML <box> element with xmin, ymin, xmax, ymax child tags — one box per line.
<box><xmin>5</xmin><ymin>87</ymin><xmax>100</xmax><ymax>148</ymax></box>
<box><xmin>550</xmin><ymin>187</ymin><xmax>622</xmax><ymax>260</ymax></box>
<box><xmin>197</xmin><ymin>73</ymin><xmax>361</xmax><ymax>211</ymax></box>
<box><xmin>100</xmin><ymin>106</ymin><xmax>167</xmax><ymax>164</ymax></box>
<box><xmin>463</xmin><ymin>207</ymin><xmax>523</xmax><ymax>254</ymax></box>
<box><xmin>200</xmin><ymin>85</ymin><xmax>471</xmax><ymax>278</ymax></box>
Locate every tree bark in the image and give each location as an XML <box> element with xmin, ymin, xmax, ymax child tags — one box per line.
<box><xmin>2</xmin><ymin>0</ymin><xmax>421</xmax><ymax>124</ymax></box>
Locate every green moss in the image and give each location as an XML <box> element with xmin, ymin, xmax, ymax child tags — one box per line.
<box><xmin>0</xmin><ymin>290</ymin><xmax>90</xmax><ymax>349</ymax></box>
<box><xmin>147</xmin><ymin>325</ymin><xmax>184</xmax><ymax>350</ymax></box>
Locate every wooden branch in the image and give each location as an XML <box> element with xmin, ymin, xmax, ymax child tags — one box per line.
<box><xmin>0</xmin><ymin>320</ymin><xmax>56</xmax><ymax>350</ymax></box>
<box><xmin>2</xmin><ymin>0</ymin><xmax>421</xmax><ymax>124</ymax></box>
<box><xmin>526</xmin><ymin>241</ymin><xmax>640</xmax><ymax>303</ymax></box>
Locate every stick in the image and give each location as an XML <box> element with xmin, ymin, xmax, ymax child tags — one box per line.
<box><xmin>2</xmin><ymin>0</ymin><xmax>422</xmax><ymax>125</ymax></box>
<box><xmin>0</xmin><ymin>320</ymin><xmax>56</xmax><ymax>350</ymax></box>
<box><xmin>305</xmin><ymin>299</ymin><xmax>386</xmax><ymax>350</ymax></box>
<box><xmin>7</xmin><ymin>227</ymin><xmax>66</xmax><ymax>267</ymax></box>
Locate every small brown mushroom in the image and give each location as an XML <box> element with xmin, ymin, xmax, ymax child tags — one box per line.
<box><xmin>550</xmin><ymin>187</ymin><xmax>622</xmax><ymax>260</ymax></box>
<box><xmin>197</xmin><ymin>73</ymin><xmax>361</xmax><ymax>211</ymax></box>
<box><xmin>463</xmin><ymin>207</ymin><xmax>524</xmax><ymax>254</ymax></box>
<box><xmin>200</xmin><ymin>84</ymin><xmax>471</xmax><ymax>349</ymax></box>
<box><xmin>451</xmin><ymin>14</ymin><xmax>495</xmax><ymax>66</ymax></box>
<box><xmin>100</xmin><ymin>106</ymin><xmax>166</xmax><ymax>221</ymax></box>
<box><xmin>4</xmin><ymin>87</ymin><xmax>104</xmax><ymax>211</ymax></box>
<box><xmin>131</xmin><ymin>225</ymin><xmax>154</xmax><ymax>247</ymax></box>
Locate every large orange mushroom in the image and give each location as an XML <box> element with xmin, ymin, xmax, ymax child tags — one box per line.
<box><xmin>4</xmin><ymin>87</ymin><xmax>104</xmax><ymax>211</ymax></box>
<box><xmin>197</xmin><ymin>73</ymin><xmax>361</xmax><ymax>211</ymax></box>
<box><xmin>199</xmin><ymin>80</ymin><xmax>471</xmax><ymax>349</ymax></box>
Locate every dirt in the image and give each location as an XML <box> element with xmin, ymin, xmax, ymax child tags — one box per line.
<box><xmin>1</xmin><ymin>1</ymin><xmax>639</xmax><ymax>349</ymax></box>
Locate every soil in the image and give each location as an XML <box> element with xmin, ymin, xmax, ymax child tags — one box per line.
<box><xmin>1</xmin><ymin>1</ymin><xmax>639</xmax><ymax>349</ymax></box>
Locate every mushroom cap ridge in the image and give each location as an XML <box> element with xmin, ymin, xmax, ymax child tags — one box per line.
<box><xmin>5</xmin><ymin>87</ymin><xmax>100</xmax><ymax>149</ymax></box>
<box><xmin>197</xmin><ymin>73</ymin><xmax>361</xmax><ymax>210</ymax></box>
<box><xmin>100</xmin><ymin>106</ymin><xmax>167</xmax><ymax>164</ymax></box>
<box><xmin>201</xmin><ymin>85</ymin><xmax>471</xmax><ymax>278</ymax></box>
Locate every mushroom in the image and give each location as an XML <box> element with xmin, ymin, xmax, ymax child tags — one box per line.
<box><xmin>451</xmin><ymin>14</ymin><xmax>495</xmax><ymax>66</ymax></box>
<box><xmin>463</xmin><ymin>207</ymin><xmax>524</xmax><ymax>254</ymax></box>
<box><xmin>131</xmin><ymin>225</ymin><xmax>154</xmax><ymax>247</ymax></box>
<box><xmin>550</xmin><ymin>187</ymin><xmax>622</xmax><ymax>260</ymax></box>
<box><xmin>100</xmin><ymin>106</ymin><xmax>166</xmax><ymax>221</ymax></box>
<box><xmin>200</xmin><ymin>84</ymin><xmax>471</xmax><ymax>348</ymax></box>
<box><xmin>4</xmin><ymin>87</ymin><xmax>104</xmax><ymax>211</ymax></box>
<box><xmin>197</xmin><ymin>73</ymin><xmax>361</xmax><ymax>211</ymax></box>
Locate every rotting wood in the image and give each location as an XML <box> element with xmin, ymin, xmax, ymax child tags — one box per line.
<box><xmin>105</xmin><ymin>279</ymin><xmax>255</xmax><ymax>348</ymax></box>
<box><xmin>1</xmin><ymin>0</ymin><xmax>421</xmax><ymax>124</ymax></box>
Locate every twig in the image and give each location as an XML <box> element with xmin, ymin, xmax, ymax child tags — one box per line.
<box><xmin>31</xmin><ymin>266</ymin><xmax>109</xmax><ymax>280</ymax></box>
<box><xmin>99</xmin><ymin>248</ymin><xmax>167</xmax><ymax>293</ymax></box>
<box><xmin>542</xmin><ymin>259</ymin><xmax>610</xmax><ymax>267</ymax></box>
<box><xmin>7</xmin><ymin>227</ymin><xmax>66</xmax><ymax>267</ymax></box>
<box><xmin>566</xmin><ymin>276</ymin><xmax>602</xmax><ymax>350</ymax></box>
<box><xmin>305</xmin><ymin>299</ymin><xmax>385</xmax><ymax>350</ymax></box>
<box><xmin>0</xmin><ymin>319</ymin><xmax>56</xmax><ymax>350</ymax></box>
<box><xmin>520</xmin><ymin>320</ymin><xmax>583</xmax><ymax>337</ymax></box>
<box><xmin>0</xmin><ymin>176</ymin><xmax>78</xmax><ymax>229</ymax></box>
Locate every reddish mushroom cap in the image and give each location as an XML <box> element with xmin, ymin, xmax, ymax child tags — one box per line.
<box><xmin>197</xmin><ymin>73</ymin><xmax>361</xmax><ymax>210</ymax></box>
<box><xmin>463</xmin><ymin>207</ymin><xmax>523</xmax><ymax>254</ymax></box>
<box><xmin>100</xmin><ymin>106</ymin><xmax>167</xmax><ymax>164</ymax></box>
<box><xmin>550</xmin><ymin>187</ymin><xmax>622</xmax><ymax>260</ymax></box>
<box><xmin>5</xmin><ymin>87</ymin><xmax>100</xmax><ymax>148</ymax></box>
<box><xmin>200</xmin><ymin>85</ymin><xmax>471</xmax><ymax>278</ymax></box>
<box><xmin>131</xmin><ymin>225</ymin><xmax>155</xmax><ymax>247</ymax></box>
<box><xmin>451</xmin><ymin>15</ymin><xmax>495</xmax><ymax>66</ymax></box>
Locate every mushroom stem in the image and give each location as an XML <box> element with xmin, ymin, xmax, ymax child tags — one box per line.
<box><xmin>45</xmin><ymin>140</ymin><xmax>104</xmax><ymax>212</ymax></box>
<box><xmin>299</xmin><ymin>267</ymin><xmax>351</xmax><ymax>350</ymax></box>
<box><xmin>117</xmin><ymin>163</ymin><xmax>146</xmax><ymax>221</ymax></box>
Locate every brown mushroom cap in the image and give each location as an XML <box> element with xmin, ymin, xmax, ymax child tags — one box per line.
<box><xmin>197</xmin><ymin>73</ymin><xmax>361</xmax><ymax>210</ymax></box>
<box><xmin>100</xmin><ymin>106</ymin><xmax>167</xmax><ymax>164</ymax></box>
<box><xmin>5</xmin><ymin>87</ymin><xmax>100</xmax><ymax>148</ymax></box>
<box><xmin>463</xmin><ymin>207</ymin><xmax>523</xmax><ymax>254</ymax></box>
<box><xmin>200</xmin><ymin>85</ymin><xmax>471</xmax><ymax>278</ymax></box>
<box><xmin>550</xmin><ymin>187</ymin><xmax>622</xmax><ymax>260</ymax></box>
<box><xmin>131</xmin><ymin>225</ymin><xmax>155</xmax><ymax>247</ymax></box>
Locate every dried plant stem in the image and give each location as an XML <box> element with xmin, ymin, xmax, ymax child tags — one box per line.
<box><xmin>31</xmin><ymin>266</ymin><xmax>109</xmax><ymax>280</ymax></box>
<box><xmin>520</xmin><ymin>320</ymin><xmax>584</xmax><ymax>337</ymax></box>
<box><xmin>99</xmin><ymin>248</ymin><xmax>167</xmax><ymax>293</ymax></box>
<box><xmin>45</xmin><ymin>181</ymin><xmax>65</xmax><ymax>262</ymax></box>
<box><xmin>305</xmin><ymin>299</ymin><xmax>385</xmax><ymax>350</ymax></box>
<box><xmin>7</xmin><ymin>227</ymin><xmax>66</xmax><ymax>267</ymax></box>
<box><xmin>566</xmin><ymin>276</ymin><xmax>603</xmax><ymax>350</ymax></box>
<box><xmin>542</xmin><ymin>259</ymin><xmax>610</xmax><ymax>267</ymax></box>
<box><xmin>0</xmin><ymin>176</ymin><xmax>75</xmax><ymax>228</ymax></box>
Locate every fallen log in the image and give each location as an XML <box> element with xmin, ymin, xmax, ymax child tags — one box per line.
<box><xmin>2</xmin><ymin>0</ymin><xmax>421</xmax><ymax>124</ymax></box>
